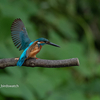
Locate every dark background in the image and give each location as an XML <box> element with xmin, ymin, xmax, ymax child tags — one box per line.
<box><xmin>0</xmin><ymin>0</ymin><xmax>100</xmax><ymax>100</ymax></box>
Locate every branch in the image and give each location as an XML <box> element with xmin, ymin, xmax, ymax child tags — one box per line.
<box><xmin>0</xmin><ymin>58</ymin><xmax>79</xmax><ymax>69</ymax></box>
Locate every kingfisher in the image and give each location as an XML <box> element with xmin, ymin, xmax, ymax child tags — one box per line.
<box><xmin>11</xmin><ymin>18</ymin><xmax>60</xmax><ymax>66</ymax></box>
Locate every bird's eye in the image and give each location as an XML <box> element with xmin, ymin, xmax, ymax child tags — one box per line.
<box><xmin>46</xmin><ymin>41</ymin><xmax>49</xmax><ymax>43</ymax></box>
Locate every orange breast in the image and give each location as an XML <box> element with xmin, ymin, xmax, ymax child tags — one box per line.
<box><xmin>28</xmin><ymin>45</ymin><xmax>42</xmax><ymax>58</ymax></box>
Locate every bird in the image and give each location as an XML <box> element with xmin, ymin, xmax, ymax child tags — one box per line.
<box><xmin>11</xmin><ymin>18</ymin><xmax>60</xmax><ymax>66</ymax></box>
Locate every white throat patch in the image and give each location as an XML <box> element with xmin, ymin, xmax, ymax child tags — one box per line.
<box><xmin>37</xmin><ymin>42</ymin><xmax>41</xmax><ymax>44</ymax></box>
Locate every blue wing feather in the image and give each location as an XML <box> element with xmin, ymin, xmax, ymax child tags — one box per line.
<box><xmin>17</xmin><ymin>41</ymin><xmax>34</xmax><ymax>66</ymax></box>
<box><xmin>11</xmin><ymin>18</ymin><xmax>32</xmax><ymax>50</ymax></box>
<box><xmin>17</xmin><ymin>47</ymin><xmax>28</xmax><ymax>66</ymax></box>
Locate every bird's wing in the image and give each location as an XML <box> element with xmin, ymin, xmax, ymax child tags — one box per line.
<box><xmin>11</xmin><ymin>18</ymin><xmax>32</xmax><ymax>51</ymax></box>
<box><xmin>26</xmin><ymin>41</ymin><xmax>38</xmax><ymax>57</ymax></box>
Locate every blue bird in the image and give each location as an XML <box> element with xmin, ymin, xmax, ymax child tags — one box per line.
<box><xmin>11</xmin><ymin>18</ymin><xmax>60</xmax><ymax>66</ymax></box>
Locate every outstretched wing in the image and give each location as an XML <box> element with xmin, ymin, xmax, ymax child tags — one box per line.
<box><xmin>11</xmin><ymin>18</ymin><xmax>32</xmax><ymax>51</ymax></box>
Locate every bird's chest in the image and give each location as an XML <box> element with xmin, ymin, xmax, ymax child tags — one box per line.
<box><xmin>28</xmin><ymin>45</ymin><xmax>42</xmax><ymax>58</ymax></box>
<box><xmin>32</xmin><ymin>45</ymin><xmax>42</xmax><ymax>53</ymax></box>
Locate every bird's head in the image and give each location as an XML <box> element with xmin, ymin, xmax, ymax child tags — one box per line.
<box><xmin>36</xmin><ymin>38</ymin><xmax>60</xmax><ymax>47</ymax></box>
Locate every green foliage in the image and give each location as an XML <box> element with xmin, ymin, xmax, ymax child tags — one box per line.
<box><xmin>0</xmin><ymin>0</ymin><xmax>100</xmax><ymax>100</ymax></box>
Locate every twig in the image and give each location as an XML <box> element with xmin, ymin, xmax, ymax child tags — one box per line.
<box><xmin>0</xmin><ymin>58</ymin><xmax>79</xmax><ymax>69</ymax></box>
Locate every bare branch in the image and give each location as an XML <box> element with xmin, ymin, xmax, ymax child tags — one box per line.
<box><xmin>0</xmin><ymin>58</ymin><xmax>79</xmax><ymax>69</ymax></box>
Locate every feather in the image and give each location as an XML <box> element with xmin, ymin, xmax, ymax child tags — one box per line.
<box><xmin>11</xmin><ymin>18</ymin><xmax>32</xmax><ymax>51</ymax></box>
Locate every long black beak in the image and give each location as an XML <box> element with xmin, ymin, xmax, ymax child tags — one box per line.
<box><xmin>46</xmin><ymin>42</ymin><xmax>60</xmax><ymax>47</ymax></box>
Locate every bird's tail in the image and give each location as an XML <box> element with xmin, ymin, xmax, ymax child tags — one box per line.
<box><xmin>17</xmin><ymin>58</ymin><xmax>25</xmax><ymax>67</ymax></box>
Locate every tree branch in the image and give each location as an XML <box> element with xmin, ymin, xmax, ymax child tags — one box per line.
<box><xmin>0</xmin><ymin>58</ymin><xmax>79</xmax><ymax>69</ymax></box>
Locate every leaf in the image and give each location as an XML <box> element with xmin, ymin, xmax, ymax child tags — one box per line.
<box><xmin>26</xmin><ymin>69</ymin><xmax>54</xmax><ymax>98</ymax></box>
<box><xmin>45</xmin><ymin>13</ymin><xmax>78</xmax><ymax>39</ymax></box>
<box><xmin>47</xmin><ymin>91</ymin><xmax>68</xmax><ymax>100</ymax></box>
<box><xmin>43</xmin><ymin>68</ymin><xmax>72</xmax><ymax>87</ymax></box>
<box><xmin>90</xmin><ymin>95</ymin><xmax>100</xmax><ymax>100</ymax></box>
<box><xmin>0</xmin><ymin>43</ymin><xmax>13</xmax><ymax>58</ymax></box>
<box><xmin>5</xmin><ymin>67</ymin><xmax>24</xmax><ymax>79</ymax></box>
<box><xmin>67</xmin><ymin>90</ymin><xmax>86</xmax><ymax>100</ymax></box>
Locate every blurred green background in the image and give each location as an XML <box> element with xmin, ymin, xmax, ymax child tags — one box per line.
<box><xmin>0</xmin><ymin>0</ymin><xmax>100</xmax><ymax>100</ymax></box>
